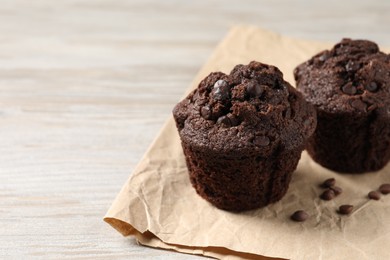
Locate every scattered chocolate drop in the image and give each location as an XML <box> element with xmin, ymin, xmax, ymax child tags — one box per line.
<box><xmin>341</xmin><ymin>83</ymin><xmax>357</xmax><ymax>95</ymax></box>
<box><xmin>379</xmin><ymin>183</ymin><xmax>390</xmax><ymax>195</ymax></box>
<box><xmin>368</xmin><ymin>191</ymin><xmax>381</xmax><ymax>200</ymax></box>
<box><xmin>254</xmin><ymin>136</ymin><xmax>270</xmax><ymax>147</ymax></box>
<box><xmin>330</xmin><ymin>186</ymin><xmax>343</xmax><ymax>196</ymax></box>
<box><xmin>200</xmin><ymin>105</ymin><xmax>211</xmax><ymax>119</ymax></box>
<box><xmin>350</xmin><ymin>99</ymin><xmax>367</xmax><ymax>111</ymax></box>
<box><xmin>212</xmin><ymin>80</ymin><xmax>230</xmax><ymax>101</ymax></box>
<box><xmin>366</xmin><ymin>82</ymin><xmax>378</xmax><ymax>92</ymax></box>
<box><xmin>321</xmin><ymin>178</ymin><xmax>336</xmax><ymax>188</ymax></box>
<box><xmin>320</xmin><ymin>189</ymin><xmax>335</xmax><ymax>201</ymax></box>
<box><xmin>246</xmin><ymin>81</ymin><xmax>264</xmax><ymax>98</ymax></box>
<box><xmin>290</xmin><ymin>210</ymin><xmax>309</xmax><ymax>222</ymax></box>
<box><xmin>338</xmin><ymin>205</ymin><xmax>353</xmax><ymax>215</ymax></box>
<box><xmin>216</xmin><ymin>115</ymin><xmax>231</xmax><ymax>127</ymax></box>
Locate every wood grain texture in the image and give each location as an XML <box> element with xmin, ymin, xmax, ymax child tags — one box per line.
<box><xmin>0</xmin><ymin>0</ymin><xmax>389</xmax><ymax>258</ymax></box>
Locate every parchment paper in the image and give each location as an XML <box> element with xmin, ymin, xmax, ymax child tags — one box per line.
<box><xmin>104</xmin><ymin>26</ymin><xmax>390</xmax><ymax>260</ymax></box>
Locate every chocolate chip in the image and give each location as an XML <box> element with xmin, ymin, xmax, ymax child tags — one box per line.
<box><xmin>216</xmin><ymin>115</ymin><xmax>231</xmax><ymax>126</ymax></box>
<box><xmin>254</xmin><ymin>136</ymin><xmax>270</xmax><ymax>147</ymax></box>
<box><xmin>338</xmin><ymin>205</ymin><xmax>353</xmax><ymax>215</ymax></box>
<box><xmin>321</xmin><ymin>178</ymin><xmax>336</xmax><ymax>188</ymax></box>
<box><xmin>350</xmin><ymin>99</ymin><xmax>367</xmax><ymax>111</ymax></box>
<box><xmin>341</xmin><ymin>83</ymin><xmax>357</xmax><ymax>95</ymax></box>
<box><xmin>303</xmin><ymin>118</ymin><xmax>312</xmax><ymax>127</ymax></box>
<box><xmin>345</xmin><ymin>60</ymin><xmax>360</xmax><ymax>72</ymax></box>
<box><xmin>212</xmin><ymin>80</ymin><xmax>230</xmax><ymax>101</ymax></box>
<box><xmin>246</xmin><ymin>82</ymin><xmax>264</xmax><ymax>98</ymax></box>
<box><xmin>320</xmin><ymin>189</ymin><xmax>335</xmax><ymax>200</ymax></box>
<box><xmin>318</xmin><ymin>52</ymin><xmax>329</xmax><ymax>62</ymax></box>
<box><xmin>200</xmin><ymin>105</ymin><xmax>211</xmax><ymax>119</ymax></box>
<box><xmin>379</xmin><ymin>183</ymin><xmax>390</xmax><ymax>195</ymax></box>
<box><xmin>290</xmin><ymin>210</ymin><xmax>309</xmax><ymax>222</ymax></box>
<box><xmin>227</xmin><ymin>113</ymin><xmax>240</xmax><ymax>126</ymax></box>
<box><xmin>367</xmin><ymin>104</ymin><xmax>377</xmax><ymax>111</ymax></box>
<box><xmin>366</xmin><ymin>82</ymin><xmax>378</xmax><ymax>92</ymax></box>
<box><xmin>330</xmin><ymin>186</ymin><xmax>343</xmax><ymax>196</ymax></box>
<box><xmin>368</xmin><ymin>191</ymin><xmax>381</xmax><ymax>200</ymax></box>
<box><xmin>214</xmin><ymin>79</ymin><xmax>227</xmax><ymax>88</ymax></box>
<box><xmin>283</xmin><ymin>108</ymin><xmax>292</xmax><ymax>119</ymax></box>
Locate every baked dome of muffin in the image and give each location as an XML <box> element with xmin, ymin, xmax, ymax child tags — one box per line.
<box><xmin>174</xmin><ymin>61</ymin><xmax>316</xmax><ymax>156</ymax></box>
<box><xmin>295</xmin><ymin>39</ymin><xmax>390</xmax><ymax>116</ymax></box>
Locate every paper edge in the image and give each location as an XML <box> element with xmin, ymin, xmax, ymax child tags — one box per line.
<box><xmin>104</xmin><ymin>217</ymin><xmax>282</xmax><ymax>260</ymax></box>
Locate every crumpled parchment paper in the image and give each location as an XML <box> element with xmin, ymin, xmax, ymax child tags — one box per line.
<box><xmin>104</xmin><ymin>26</ymin><xmax>390</xmax><ymax>260</ymax></box>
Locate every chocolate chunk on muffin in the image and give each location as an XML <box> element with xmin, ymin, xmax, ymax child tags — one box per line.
<box><xmin>294</xmin><ymin>39</ymin><xmax>390</xmax><ymax>173</ymax></box>
<box><xmin>173</xmin><ymin>61</ymin><xmax>316</xmax><ymax>211</ymax></box>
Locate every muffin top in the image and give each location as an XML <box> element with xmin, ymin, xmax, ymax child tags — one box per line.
<box><xmin>294</xmin><ymin>39</ymin><xmax>390</xmax><ymax>115</ymax></box>
<box><xmin>173</xmin><ymin>61</ymin><xmax>316</xmax><ymax>154</ymax></box>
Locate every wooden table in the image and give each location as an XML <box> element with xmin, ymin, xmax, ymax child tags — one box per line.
<box><xmin>1</xmin><ymin>0</ymin><xmax>389</xmax><ymax>258</ymax></box>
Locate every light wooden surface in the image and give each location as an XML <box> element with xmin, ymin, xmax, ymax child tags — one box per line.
<box><xmin>1</xmin><ymin>0</ymin><xmax>389</xmax><ymax>259</ymax></box>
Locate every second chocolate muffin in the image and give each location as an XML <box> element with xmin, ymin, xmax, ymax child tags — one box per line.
<box><xmin>173</xmin><ymin>61</ymin><xmax>316</xmax><ymax>211</ymax></box>
<box><xmin>294</xmin><ymin>39</ymin><xmax>390</xmax><ymax>173</ymax></box>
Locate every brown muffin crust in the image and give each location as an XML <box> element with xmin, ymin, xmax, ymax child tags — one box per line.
<box><xmin>294</xmin><ymin>39</ymin><xmax>390</xmax><ymax>173</ymax></box>
<box><xmin>173</xmin><ymin>61</ymin><xmax>316</xmax><ymax>211</ymax></box>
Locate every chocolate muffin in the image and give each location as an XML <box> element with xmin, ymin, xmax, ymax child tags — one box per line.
<box><xmin>173</xmin><ymin>61</ymin><xmax>316</xmax><ymax>211</ymax></box>
<box><xmin>294</xmin><ymin>39</ymin><xmax>390</xmax><ymax>173</ymax></box>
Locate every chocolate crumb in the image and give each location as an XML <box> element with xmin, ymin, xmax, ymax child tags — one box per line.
<box><xmin>212</xmin><ymin>80</ymin><xmax>229</xmax><ymax>101</ymax></box>
<box><xmin>291</xmin><ymin>210</ymin><xmax>309</xmax><ymax>222</ymax></box>
<box><xmin>253</xmin><ymin>136</ymin><xmax>270</xmax><ymax>147</ymax></box>
<box><xmin>350</xmin><ymin>99</ymin><xmax>367</xmax><ymax>111</ymax></box>
<box><xmin>368</xmin><ymin>191</ymin><xmax>381</xmax><ymax>200</ymax></box>
<box><xmin>320</xmin><ymin>189</ymin><xmax>335</xmax><ymax>201</ymax></box>
<box><xmin>338</xmin><ymin>205</ymin><xmax>353</xmax><ymax>215</ymax></box>
<box><xmin>200</xmin><ymin>105</ymin><xmax>211</xmax><ymax>119</ymax></box>
<box><xmin>379</xmin><ymin>183</ymin><xmax>390</xmax><ymax>195</ymax></box>
<box><xmin>341</xmin><ymin>83</ymin><xmax>357</xmax><ymax>95</ymax></box>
